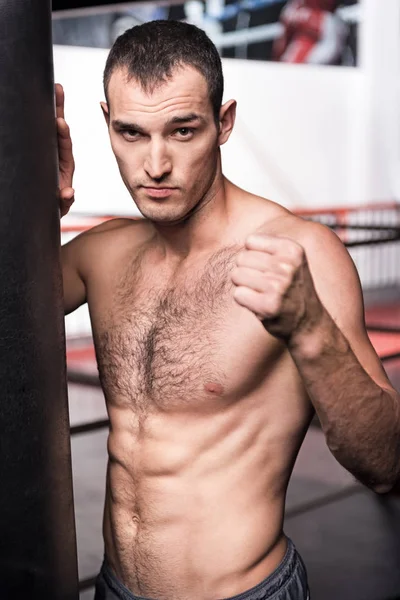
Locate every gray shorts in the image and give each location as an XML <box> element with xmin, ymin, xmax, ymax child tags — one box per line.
<box><xmin>94</xmin><ymin>538</ymin><xmax>310</xmax><ymax>600</ymax></box>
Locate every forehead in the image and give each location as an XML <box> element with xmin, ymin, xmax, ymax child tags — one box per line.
<box><xmin>107</xmin><ymin>66</ymin><xmax>212</xmax><ymax>120</ymax></box>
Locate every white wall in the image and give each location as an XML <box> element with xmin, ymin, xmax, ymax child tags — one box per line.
<box><xmin>359</xmin><ymin>0</ymin><xmax>400</xmax><ymax>203</ymax></box>
<box><xmin>222</xmin><ymin>60</ymin><xmax>363</xmax><ymax>209</ymax></box>
<box><xmin>53</xmin><ymin>45</ymin><xmax>136</xmax><ymax>216</ymax></box>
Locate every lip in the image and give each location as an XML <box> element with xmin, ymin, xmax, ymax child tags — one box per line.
<box><xmin>142</xmin><ymin>187</ymin><xmax>177</xmax><ymax>198</ymax></box>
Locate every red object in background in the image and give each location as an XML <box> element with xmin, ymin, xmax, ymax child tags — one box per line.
<box><xmin>295</xmin><ymin>0</ymin><xmax>340</xmax><ymax>11</ymax></box>
<box><xmin>273</xmin><ymin>0</ymin><xmax>347</xmax><ymax>65</ymax></box>
<box><xmin>367</xmin><ymin>331</ymin><xmax>400</xmax><ymax>358</ymax></box>
<box><xmin>67</xmin><ymin>344</ymin><xmax>98</xmax><ymax>377</ymax></box>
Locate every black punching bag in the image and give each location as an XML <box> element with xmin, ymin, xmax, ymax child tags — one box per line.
<box><xmin>0</xmin><ymin>1</ymin><xmax>79</xmax><ymax>598</ymax></box>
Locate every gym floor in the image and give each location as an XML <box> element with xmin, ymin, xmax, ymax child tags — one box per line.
<box><xmin>70</xmin><ymin>287</ymin><xmax>400</xmax><ymax>600</ymax></box>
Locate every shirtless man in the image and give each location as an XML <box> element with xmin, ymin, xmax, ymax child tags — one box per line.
<box><xmin>57</xmin><ymin>20</ymin><xmax>400</xmax><ymax>600</ymax></box>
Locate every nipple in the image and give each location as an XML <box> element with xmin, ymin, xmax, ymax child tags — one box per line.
<box><xmin>204</xmin><ymin>382</ymin><xmax>224</xmax><ymax>396</ymax></box>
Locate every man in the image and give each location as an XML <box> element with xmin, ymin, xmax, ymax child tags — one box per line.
<box><xmin>57</xmin><ymin>20</ymin><xmax>400</xmax><ymax>600</ymax></box>
<box><xmin>272</xmin><ymin>0</ymin><xmax>348</xmax><ymax>65</ymax></box>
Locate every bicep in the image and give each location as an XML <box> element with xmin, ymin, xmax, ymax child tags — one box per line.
<box><xmin>307</xmin><ymin>225</ymin><xmax>393</xmax><ymax>391</ymax></box>
<box><xmin>61</xmin><ymin>241</ymin><xmax>86</xmax><ymax>315</ymax></box>
<box><xmin>60</xmin><ymin>217</ymin><xmax>134</xmax><ymax>315</ymax></box>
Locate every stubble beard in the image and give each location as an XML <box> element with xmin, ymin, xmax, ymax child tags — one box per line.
<box><xmin>130</xmin><ymin>166</ymin><xmax>220</xmax><ymax>226</ymax></box>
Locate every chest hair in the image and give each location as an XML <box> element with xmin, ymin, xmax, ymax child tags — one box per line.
<box><xmin>95</xmin><ymin>246</ymin><xmax>241</xmax><ymax>415</ymax></box>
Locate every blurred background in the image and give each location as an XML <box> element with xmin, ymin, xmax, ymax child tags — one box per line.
<box><xmin>52</xmin><ymin>1</ymin><xmax>400</xmax><ymax>599</ymax></box>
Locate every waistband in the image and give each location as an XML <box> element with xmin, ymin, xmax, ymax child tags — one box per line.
<box><xmin>100</xmin><ymin>537</ymin><xmax>305</xmax><ymax>600</ymax></box>
<box><xmin>221</xmin><ymin>538</ymin><xmax>300</xmax><ymax>600</ymax></box>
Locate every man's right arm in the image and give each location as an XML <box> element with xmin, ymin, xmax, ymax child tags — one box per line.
<box><xmin>61</xmin><ymin>236</ymin><xmax>87</xmax><ymax>315</ymax></box>
<box><xmin>61</xmin><ymin>218</ymin><xmax>136</xmax><ymax>315</ymax></box>
<box><xmin>56</xmin><ymin>82</ymin><xmax>86</xmax><ymax>315</ymax></box>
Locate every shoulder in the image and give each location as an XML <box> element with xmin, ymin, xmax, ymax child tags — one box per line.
<box><xmin>230</xmin><ymin>186</ymin><xmax>293</xmax><ymax>237</ymax></box>
<box><xmin>78</xmin><ymin>217</ymin><xmax>150</xmax><ymax>239</ymax></box>
<box><xmin>64</xmin><ymin>217</ymin><xmax>153</xmax><ymax>248</ymax></box>
<box><xmin>62</xmin><ymin>217</ymin><xmax>154</xmax><ymax>276</ymax></box>
<box><xmin>234</xmin><ymin>188</ymin><xmax>344</xmax><ymax>264</ymax></box>
<box><xmin>273</xmin><ymin>214</ymin><xmax>354</xmax><ymax>283</ymax></box>
<box><xmin>255</xmin><ymin>210</ymin><xmax>348</xmax><ymax>268</ymax></box>
<box><xmin>232</xmin><ymin>190</ymin><xmax>348</xmax><ymax>267</ymax></box>
<box><xmin>254</xmin><ymin>210</ymin><xmax>362</xmax><ymax>318</ymax></box>
<box><xmin>286</xmin><ymin>216</ymin><xmax>364</xmax><ymax>327</ymax></box>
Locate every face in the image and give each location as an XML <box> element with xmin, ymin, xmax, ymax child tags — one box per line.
<box><xmin>102</xmin><ymin>66</ymin><xmax>235</xmax><ymax>224</ymax></box>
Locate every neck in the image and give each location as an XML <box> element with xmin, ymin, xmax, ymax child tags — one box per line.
<box><xmin>152</xmin><ymin>174</ymin><xmax>233</xmax><ymax>261</ymax></box>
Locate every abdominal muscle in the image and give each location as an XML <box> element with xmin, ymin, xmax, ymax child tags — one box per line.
<box><xmin>102</xmin><ymin>391</ymin><xmax>308</xmax><ymax>600</ymax></box>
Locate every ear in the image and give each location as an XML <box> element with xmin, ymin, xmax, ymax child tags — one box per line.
<box><xmin>100</xmin><ymin>101</ymin><xmax>110</xmax><ymax>126</ymax></box>
<box><xmin>218</xmin><ymin>99</ymin><xmax>236</xmax><ymax>146</ymax></box>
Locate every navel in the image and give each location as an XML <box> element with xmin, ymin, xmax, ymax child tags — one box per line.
<box><xmin>204</xmin><ymin>382</ymin><xmax>225</xmax><ymax>396</ymax></box>
<box><xmin>132</xmin><ymin>514</ymin><xmax>141</xmax><ymax>526</ymax></box>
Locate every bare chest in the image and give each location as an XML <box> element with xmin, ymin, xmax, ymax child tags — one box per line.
<box><xmin>90</xmin><ymin>247</ymin><xmax>279</xmax><ymax>414</ymax></box>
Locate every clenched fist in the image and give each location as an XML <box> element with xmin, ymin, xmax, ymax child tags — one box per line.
<box><xmin>232</xmin><ymin>234</ymin><xmax>325</xmax><ymax>342</ymax></box>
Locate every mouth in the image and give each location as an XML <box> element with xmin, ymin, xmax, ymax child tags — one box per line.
<box><xmin>142</xmin><ymin>187</ymin><xmax>178</xmax><ymax>199</ymax></box>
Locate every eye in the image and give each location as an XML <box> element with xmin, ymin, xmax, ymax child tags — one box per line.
<box><xmin>174</xmin><ymin>127</ymin><xmax>194</xmax><ymax>139</ymax></box>
<box><xmin>121</xmin><ymin>129</ymin><xmax>141</xmax><ymax>141</ymax></box>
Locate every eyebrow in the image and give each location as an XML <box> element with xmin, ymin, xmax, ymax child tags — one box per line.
<box><xmin>166</xmin><ymin>113</ymin><xmax>205</xmax><ymax>126</ymax></box>
<box><xmin>112</xmin><ymin>120</ymin><xmax>146</xmax><ymax>134</ymax></box>
<box><xmin>112</xmin><ymin>113</ymin><xmax>205</xmax><ymax>133</ymax></box>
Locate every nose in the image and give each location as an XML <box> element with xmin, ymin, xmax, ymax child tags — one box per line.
<box><xmin>144</xmin><ymin>139</ymin><xmax>172</xmax><ymax>181</ymax></box>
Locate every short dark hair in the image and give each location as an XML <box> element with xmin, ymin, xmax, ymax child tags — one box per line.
<box><xmin>103</xmin><ymin>20</ymin><xmax>224</xmax><ymax>124</ymax></box>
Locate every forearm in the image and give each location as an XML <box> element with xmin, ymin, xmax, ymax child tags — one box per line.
<box><xmin>288</xmin><ymin>310</ymin><xmax>400</xmax><ymax>491</ymax></box>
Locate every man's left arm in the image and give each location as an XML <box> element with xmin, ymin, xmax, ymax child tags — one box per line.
<box><xmin>232</xmin><ymin>222</ymin><xmax>400</xmax><ymax>493</ymax></box>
